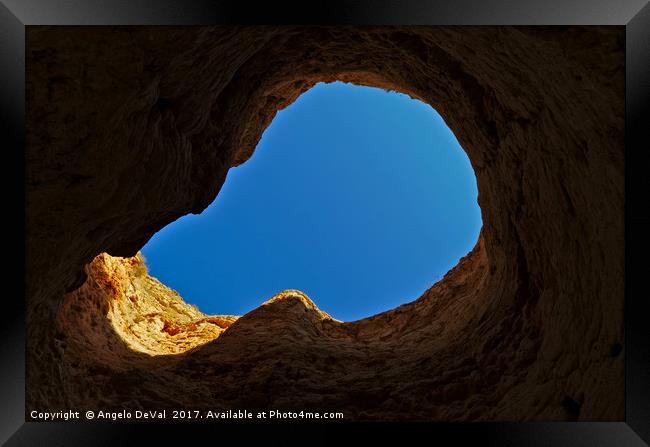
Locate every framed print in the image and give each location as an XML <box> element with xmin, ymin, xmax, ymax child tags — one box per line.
<box><xmin>2</xmin><ymin>0</ymin><xmax>649</xmax><ymax>445</ymax></box>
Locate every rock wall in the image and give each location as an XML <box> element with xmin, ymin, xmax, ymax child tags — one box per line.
<box><xmin>59</xmin><ymin>253</ymin><xmax>238</xmax><ymax>359</ymax></box>
<box><xmin>26</xmin><ymin>26</ymin><xmax>624</xmax><ymax>420</ymax></box>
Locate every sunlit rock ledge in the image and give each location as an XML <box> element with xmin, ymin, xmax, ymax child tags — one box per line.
<box><xmin>61</xmin><ymin>253</ymin><xmax>341</xmax><ymax>357</ymax></box>
<box><xmin>61</xmin><ymin>253</ymin><xmax>239</xmax><ymax>356</ymax></box>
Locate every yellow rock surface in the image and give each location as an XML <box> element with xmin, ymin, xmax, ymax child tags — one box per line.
<box><xmin>61</xmin><ymin>253</ymin><xmax>238</xmax><ymax>356</ymax></box>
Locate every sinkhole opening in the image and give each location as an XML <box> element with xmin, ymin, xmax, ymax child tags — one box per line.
<box><xmin>141</xmin><ymin>81</ymin><xmax>482</xmax><ymax>322</ymax></box>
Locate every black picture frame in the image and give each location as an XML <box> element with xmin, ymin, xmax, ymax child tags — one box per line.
<box><xmin>2</xmin><ymin>0</ymin><xmax>649</xmax><ymax>445</ymax></box>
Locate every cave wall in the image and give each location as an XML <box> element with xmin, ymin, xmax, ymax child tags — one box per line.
<box><xmin>26</xmin><ymin>26</ymin><xmax>624</xmax><ymax>420</ymax></box>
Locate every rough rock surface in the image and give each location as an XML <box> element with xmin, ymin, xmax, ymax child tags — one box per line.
<box><xmin>26</xmin><ymin>26</ymin><xmax>624</xmax><ymax>420</ymax></box>
<box><xmin>60</xmin><ymin>253</ymin><xmax>238</xmax><ymax>358</ymax></box>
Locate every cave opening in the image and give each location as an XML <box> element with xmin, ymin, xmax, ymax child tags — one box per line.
<box><xmin>140</xmin><ymin>81</ymin><xmax>482</xmax><ymax>321</ymax></box>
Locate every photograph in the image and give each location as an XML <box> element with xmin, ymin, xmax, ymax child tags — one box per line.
<box><xmin>25</xmin><ymin>24</ymin><xmax>625</xmax><ymax>421</ymax></box>
<box><xmin>3</xmin><ymin>1</ymin><xmax>649</xmax><ymax>445</ymax></box>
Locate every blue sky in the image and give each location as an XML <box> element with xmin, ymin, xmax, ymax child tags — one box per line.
<box><xmin>141</xmin><ymin>81</ymin><xmax>482</xmax><ymax>321</ymax></box>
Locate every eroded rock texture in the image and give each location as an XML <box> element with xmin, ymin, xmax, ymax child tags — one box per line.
<box><xmin>26</xmin><ymin>26</ymin><xmax>625</xmax><ymax>420</ymax></box>
<box><xmin>60</xmin><ymin>253</ymin><xmax>238</xmax><ymax>358</ymax></box>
